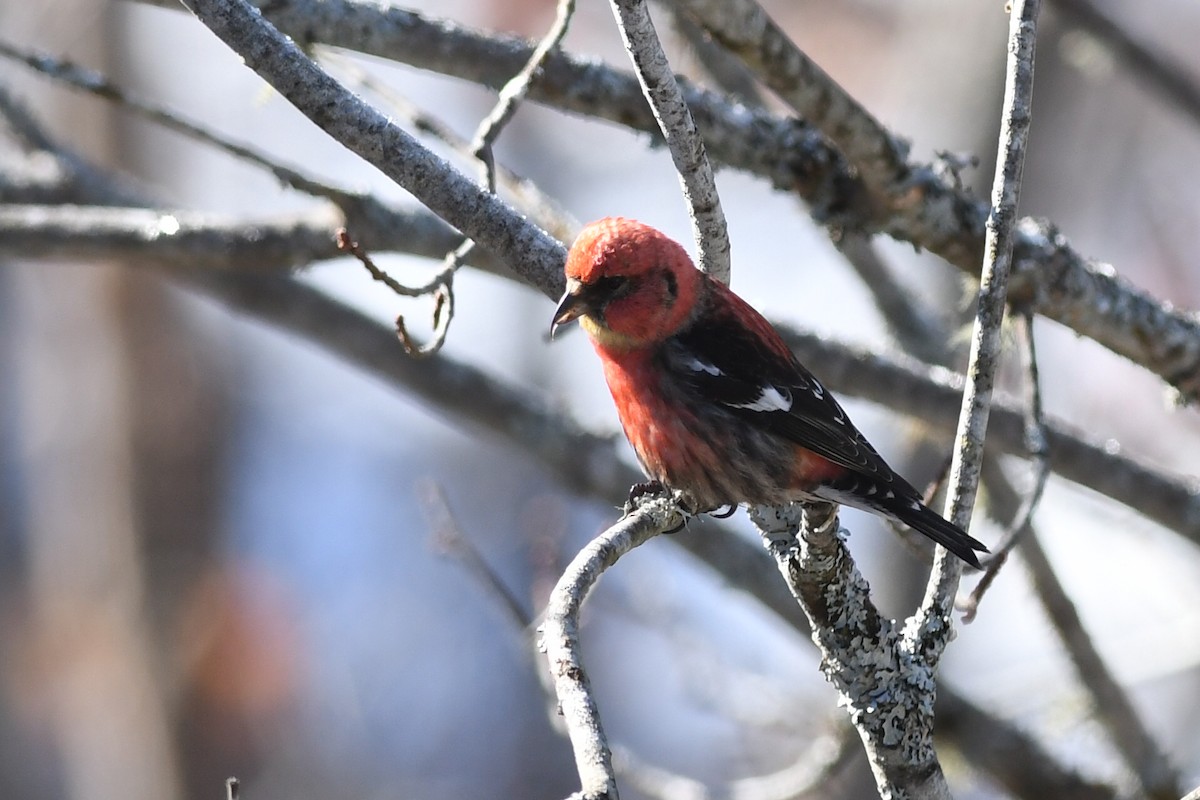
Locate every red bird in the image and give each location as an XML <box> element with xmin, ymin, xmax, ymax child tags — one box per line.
<box><xmin>551</xmin><ymin>217</ymin><xmax>986</xmax><ymax>568</ymax></box>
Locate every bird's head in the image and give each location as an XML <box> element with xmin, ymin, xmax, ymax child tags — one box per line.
<box><xmin>551</xmin><ymin>217</ymin><xmax>702</xmax><ymax>350</ymax></box>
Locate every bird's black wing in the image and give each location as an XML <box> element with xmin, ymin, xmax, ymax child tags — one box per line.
<box><xmin>662</xmin><ymin>287</ymin><xmax>891</xmax><ymax>479</ymax></box>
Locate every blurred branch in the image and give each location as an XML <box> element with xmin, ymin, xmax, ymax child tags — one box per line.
<box><xmin>615</xmin><ymin>719</ymin><xmax>859</xmax><ymax>800</ymax></box>
<box><xmin>419</xmin><ymin>480</ymin><xmax>531</xmax><ymax>629</ymax></box>
<box><xmin>540</xmin><ymin>495</ymin><xmax>682</xmax><ymax>800</ymax></box>
<box><xmin>609</xmin><ymin>0</ymin><xmax>730</xmax><ymax>282</ymax></box>
<box><xmin>1048</xmin><ymin>0</ymin><xmax>1200</xmax><ymax>130</ymax></box>
<box><xmin>982</xmin><ymin>461</ymin><xmax>1182</xmax><ymax>800</ymax></box>
<box><xmin>935</xmin><ymin>690</ymin><xmax>1117</xmax><ymax>800</ymax></box>
<box><xmin>0</xmin><ymin>202</ymin><xmax>490</xmax><ymax>270</ymax></box>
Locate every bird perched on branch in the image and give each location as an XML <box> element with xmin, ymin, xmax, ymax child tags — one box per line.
<box><xmin>551</xmin><ymin>217</ymin><xmax>987</xmax><ymax>568</ymax></box>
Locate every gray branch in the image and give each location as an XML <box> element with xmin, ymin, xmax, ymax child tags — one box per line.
<box><xmin>608</xmin><ymin>0</ymin><xmax>730</xmax><ymax>282</ymax></box>
<box><xmin>916</xmin><ymin>0</ymin><xmax>1041</xmax><ymax>654</ymax></box>
<box><xmin>750</xmin><ymin>503</ymin><xmax>953</xmax><ymax>798</ymax></box>
<box><xmin>540</xmin><ymin>496</ymin><xmax>683</xmax><ymax>800</ymax></box>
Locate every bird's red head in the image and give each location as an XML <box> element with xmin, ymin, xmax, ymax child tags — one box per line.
<box><xmin>551</xmin><ymin>217</ymin><xmax>703</xmax><ymax>350</ymax></box>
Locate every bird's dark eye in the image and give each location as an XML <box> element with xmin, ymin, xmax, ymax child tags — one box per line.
<box><xmin>592</xmin><ymin>274</ymin><xmax>630</xmax><ymax>299</ymax></box>
<box><xmin>662</xmin><ymin>269</ymin><xmax>677</xmax><ymax>300</ymax></box>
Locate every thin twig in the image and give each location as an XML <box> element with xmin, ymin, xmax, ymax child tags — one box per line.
<box><xmin>608</xmin><ymin>0</ymin><xmax>730</xmax><ymax>283</ymax></box>
<box><xmin>540</xmin><ymin>495</ymin><xmax>683</xmax><ymax>800</ymax></box>
<box><xmin>418</xmin><ymin>480</ymin><xmax>531</xmax><ymax>629</ymax></box>
<box><xmin>318</xmin><ymin>49</ymin><xmax>577</xmax><ymax>242</ymax></box>
<box><xmin>915</xmin><ymin>0</ymin><xmax>1041</xmax><ymax>653</ymax></box>
<box><xmin>469</xmin><ymin>0</ymin><xmax>575</xmax><ymax>191</ymax></box>
<box><xmin>335</xmin><ymin>228</ymin><xmax>455</xmax><ymax>357</ymax></box>
<box><xmin>960</xmin><ymin>312</ymin><xmax>1050</xmax><ymax>620</ymax></box>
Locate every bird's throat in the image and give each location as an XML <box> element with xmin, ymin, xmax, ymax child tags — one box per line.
<box><xmin>580</xmin><ymin>314</ymin><xmax>641</xmax><ymax>351</ymax></box>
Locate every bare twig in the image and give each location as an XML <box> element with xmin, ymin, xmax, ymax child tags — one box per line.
<box><xmin>915</xmin><ymin>0</ymin><xmax>1041</xmax><ymax>651</ymax></box>
<box><xmin>318</xmin><ymin>50</ymin><xmax>577</xmax><ymax>242</ymax></box>
<box><xmin>383</xmin><ymin>0</ymin><xmax>574</xmax><ymax>356</ymax></box>
<box><xmin>608</xmin><ymin>0</ymin><xmax>730</xmax><ymax>282</ymax></box>
<box><xmin>418</xmin><ymin>480</ymin><xmax>531</xmax><ymax>629</ymax></box>
<box><xmin>336</xmin><ymin>228</ymin><xmax>456</xmax><ymax>357</ymax></box>
<box><xmin>960</xmin><ymin>312</ymin><xmax>1050</xmax><ymax>620</ymax></box>
<box><xmin>539</xmin><ymin>495</ymin><xmax>683</xmax><ymax>800</ymax></box>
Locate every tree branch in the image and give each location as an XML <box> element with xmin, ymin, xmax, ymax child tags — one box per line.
<box><xmin>608</xmin><ymin>0</ymin><xmax>729</xmax><ymax>282</ymax></box>
<box><xmin>540</xmin><ymin>496</ymin><xmax>683</xmax><ymax>800</ymax></box>
<box><xmin>916</xmin><ymin>0</ymin><xmax>1041</xmax><ymax>654</ymax></box>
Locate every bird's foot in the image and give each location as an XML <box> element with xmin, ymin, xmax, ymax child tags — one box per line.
<box><xmin>624</xmin><ymin>480</ymin><xmax>667</xmax><ymax>514</ymax></box>
<box><xmin>624</xmin><ymin>481</ymin><xmax>690</xmax><ymax>534</ymax></box>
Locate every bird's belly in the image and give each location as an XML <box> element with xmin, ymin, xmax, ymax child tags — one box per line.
<box><xmin>601</xmin><ymin>356</ymin><xmax>796</xmax><ymax>511</ymax></box>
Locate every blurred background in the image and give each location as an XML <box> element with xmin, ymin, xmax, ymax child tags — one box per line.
<box><xmin>1</xmin><ymin>1</ymin><xmax>1199</xmax><ymax>798</ymax></box>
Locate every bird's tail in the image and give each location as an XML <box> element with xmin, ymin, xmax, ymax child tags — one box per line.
<box><xmin>887</xmin><ymin>499</ymin><xmax>987</xmax><ymax>569</ymax></box>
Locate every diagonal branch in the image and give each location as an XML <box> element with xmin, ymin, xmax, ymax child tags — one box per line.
<box><xmin>178</xmin><ymin>0</ymin><xmax>567</xmax><ymax>298</ymax></box>
<box><xmin>608</xmin><ymin>0</ymin><xmax>729</xmax><ymax>282</ymax></box>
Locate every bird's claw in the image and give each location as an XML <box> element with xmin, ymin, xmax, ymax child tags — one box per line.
<box><xmin>625</xmin><ymin>480</ymin><xmax>666</xmax><ymax>510</ymax></box>
<box><xmin>708</xmin><ymin>504</ymin><xmax>738</xmax><ymax>519</ymax></box>
<box><xmin>623</xmin><ymin>481</ymin><xmax>691</xmax><ymax>534</ymax></box>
